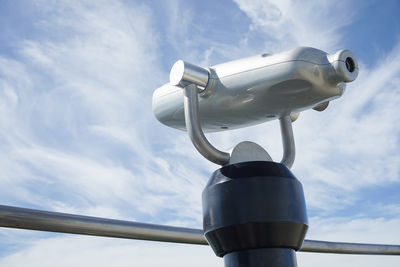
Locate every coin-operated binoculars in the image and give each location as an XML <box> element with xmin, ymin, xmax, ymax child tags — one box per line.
<box><xmin>153</xmin><ymin>47</ymin><xmax>358</xmax><ymax>267</ymax></box>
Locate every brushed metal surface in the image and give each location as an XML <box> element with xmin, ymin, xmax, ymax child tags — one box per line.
<box><xmin>301</xmin><ymin>240</ymin><xmax>400</xmax><ymax>255</ymax></box>
<box><xmin>228</xmin><ymin>141</ymin><xmax>273</xmax><ymax>164</ymax></box>
<box><xmin>183</xmin><ymin>84</ymin><xmax>230</xmax><ymax>165</ymax></box>
<box><xmin>170</xmin><ymin>60</ymin><xmax>209</xmax><ymax>88</ymax></box>
<box><xmin>181</xmin><ymin>85</ymin><xmax>294</xmax><ymax>167</ymax></box>
<box><xmin>153</xmin><ymin>47</ymin><xmax>358</xmax><ymax>132</ymax></box>
<box><xmin>0</xmin><ymin>204</ymin><xmax>205</xmax><ymax>245</ymax></box>
<box><xmin>279</xmin><ymin>116</ymin><xmax>295</xmax><ymax>168</ymax></box>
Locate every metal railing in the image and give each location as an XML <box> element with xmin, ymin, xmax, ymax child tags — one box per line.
<box><xmin>1</xmin><ymin>205</ymin><xmax>399</xmax><ymax>255</ymax></box>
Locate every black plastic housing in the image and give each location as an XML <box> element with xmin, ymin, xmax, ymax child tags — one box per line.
<box><xmin>202</xmin><ymin>161</ymin><xmax>308</xmax><ymax>259</ymax></box>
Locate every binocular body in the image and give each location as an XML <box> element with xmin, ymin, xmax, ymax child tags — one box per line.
<box><xmin>153</xmin><ymin>47</ymin><xmax>358</xmax><ymax>132</ymax></box>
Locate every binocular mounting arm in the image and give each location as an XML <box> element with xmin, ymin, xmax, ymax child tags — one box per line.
<box><xmin>183</xmin><ymin>84</ymin><xmax>295</xmax><ymax>167</ymax></box>
<box><xmin>183</xmin><ymin>84</ymin><xmax>230</xmax><ymax>165</ymax></box>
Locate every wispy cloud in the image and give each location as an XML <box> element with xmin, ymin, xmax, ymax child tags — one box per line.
<box><xmin>0</xmin><ymin>0</ymin><xmax>399</xmax><ymax>266</ymax></box>
<box><xmin>233</xmin><ymin>0</ymin><xmax>355</xmax><ymax>51</ymax></box>
<box><xmin>0</xmin><ymin>235</ymin><xmax>221</xmax><ymax>267</ymax></box>
<box><xmin>201</xmin><ymin>0</ymin><xmax>400</xmax><ymax>214</ymax></box>
<box><xmin>0</xmin><ymin>0</ymin><xmax>206</xmax><ymax>226</ymax></box>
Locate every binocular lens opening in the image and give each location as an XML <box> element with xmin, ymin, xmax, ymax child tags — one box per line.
<box><xmin>345</xmin><ymin>57</ymin><xmax>355</xmax><ymax>73</ymax></box>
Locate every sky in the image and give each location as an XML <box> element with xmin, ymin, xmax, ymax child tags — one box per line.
<box><xmin>0</xmin><ymin>0</ymin><xmax>399</xmax><ymax>266</ymax></box>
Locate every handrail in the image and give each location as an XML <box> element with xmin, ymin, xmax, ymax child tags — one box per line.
<box><xmin>0</xmin><ymin>204</ymin><xmax>205</xmax><ymax>245</ymax></box>
<box><xmin>301</xmin><ymin>240</ymin><xmax>400</xmax><ymax>255</ymax></box>
<box><xmin>1</xmin><ymin>205</ymin><xmax>399</xmax><ymax>255</ymax></box>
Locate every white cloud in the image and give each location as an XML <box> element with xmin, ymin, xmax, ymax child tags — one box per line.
<box><xmin>0</xmin><ymin>0</ymin><xmax>399</xmax><ymax>266</ymax></box>
<box><xmin>189</xmin><ymin>40</ymin><xmax>400</xmax><ymax>212</ymax></box>
<box><xmin>0</xmin><ymin>235</ymin><xmax>221</xmax><ymax>267</ymax></box>
<box><xmin>202</xmin><ymin>0</ymin><xmax>400</xmax><ymax>212</ymax></box>
<box><xmin>298</xmin><ymin>216</ymin><xmax>400</xmax><ymax>267</ymax></box>
<box><xmin>298</xmin><ymin>252</ymin><xmax>400</xmax><ymax>267</ymax></box>
<box><xmin>0</xmin><ymin>0</ymin><xmax>207</xmax><ymax>225</ymax></box>
<box><xmin>233</xmin><ymin>0</ymin><xmax>355</xmax><ymax>52</ymax></box>
<box><xmin>292</xmin><ymin>42</ymin><xmax>400</xmax><ymax>209</ymax></box>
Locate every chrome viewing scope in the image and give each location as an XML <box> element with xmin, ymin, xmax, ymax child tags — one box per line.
<box><xmin>153</xmin><ymin>47</ymin><xmax>358</xmax><ymax>132</ymax></box>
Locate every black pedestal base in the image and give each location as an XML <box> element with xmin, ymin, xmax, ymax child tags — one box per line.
<box><xmin>224</xmin><ymin>248</ymin><xmax>297</xmax><ymax>267</ymax></box>
<box><xmin>202</xmin><ymin>161</ymin><xmax>308</xmax><ymax>267</ymax></box>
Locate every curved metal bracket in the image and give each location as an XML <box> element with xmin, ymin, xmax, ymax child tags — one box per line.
<box><xmin>279</xmin><ymin>116</ymin><xmax>296</xmax><ymax>168</ymax></box>
<box><xmin>183</xmin><ymin>84</ymin><xmax>230</xmax><ymax>165</ymax></box>
<box><xmin>182</xmin><ymin>84</ymin><xmax>296</xmax><ymax>168</ymax></box>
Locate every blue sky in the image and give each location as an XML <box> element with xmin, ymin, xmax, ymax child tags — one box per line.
<box><xmin>0</xmin><ymin>0</ymin><xmax>399</xmax><ymax>266</ymax></box>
